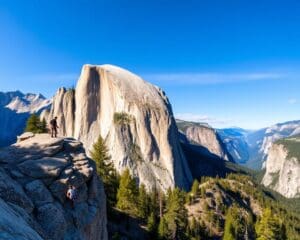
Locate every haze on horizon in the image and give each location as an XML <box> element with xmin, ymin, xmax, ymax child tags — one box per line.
<box><xmin>1</xmin><ymin>0</ymin><xmax>300</xmax><ymax>129</ymax></box>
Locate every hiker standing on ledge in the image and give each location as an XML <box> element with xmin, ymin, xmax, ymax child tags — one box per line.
<box><xmin>50</xmin><ymin>116</ymin><xmax>59</xmax><ymax>138</ymax></box>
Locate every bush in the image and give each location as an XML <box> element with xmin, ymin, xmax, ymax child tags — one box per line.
<box><xmin>113</xmin><ymin>112</ymin><xmax>132</xmax><ymax>125</ymax></box>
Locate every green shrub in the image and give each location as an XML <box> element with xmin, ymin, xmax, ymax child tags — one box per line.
<box><xmin>113</xmin><ymin>112</ymin><xmax>132</xmax><ymax>125</ymax></box>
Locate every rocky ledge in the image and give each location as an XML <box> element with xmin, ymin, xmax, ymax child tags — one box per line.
<box><xmin>0</xmin><ymin>133</ymin><xmax>107</xmax><ymax>240</ymax></box>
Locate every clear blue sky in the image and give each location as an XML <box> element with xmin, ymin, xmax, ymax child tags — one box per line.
<box><xmin>1</xmin><ymin>0</ymin><xmax>300</xmax><ymax>129</ymax></box>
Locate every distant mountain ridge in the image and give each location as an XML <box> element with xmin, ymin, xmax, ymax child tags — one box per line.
<box><xmin>0</xmin><ymin>91</ymin><xmax>51</xmax><ymax>146</ymax></box>
<box><xmin>218</xmin><ymin>120</ymin><xmax>300</xmax><ymax>169</ymax></box>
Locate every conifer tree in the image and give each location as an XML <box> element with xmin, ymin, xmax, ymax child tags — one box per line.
<box><xmin>90</xmin><ymin>136</ymin><xmax>119</xmax><ymax>207</ymax></box>
<box><xmin>256</xmin><ymin>208</ymin><xmax>287</xmax><ymax>240</ymax></box>
<box><xmin>138</xmin><ymin>184</ymin><xmax>150</xmax><ymax>219</ymax></box>
<box><xmin>223</xmin><ymin>205</ymin><xmax>255</xmax><ymax>240</ymax></box>
<box><xmin>147</xmin><ymin>212</ymin><xmax>158</xmax><ymax>238</ymax></box>
<box><xmin>158</xmin><ymin>217</ymin><xmax>168</xmax><ymax>240</ymax></box>
<box><xmin>116</xmin><ymin>168</ymin><xmax>138</xmax><ymax>215</ymax></box>
<box><xmin>25</xmin><ymin>114</ymin><xmax>47</xmax><ymax>133</ymax></box>
<box><xmin>41</xmin><ymin>118</ymin><xmax>47</xmax><ymax>132</ymax></box>
<box><xmin>160</xmin><ymin>188</ymin><xmax>188</xmax><ymax>239</ymax></box>
<box><xmin>191</xmin><ymin>179</ymin><xmax>199</xmax><ymax>198</ymax></box>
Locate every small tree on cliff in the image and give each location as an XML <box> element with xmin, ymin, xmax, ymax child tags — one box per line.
<box><xmin>25</xmin><ymin>114</ymin><xmax>47</xmax><ymax>133</ymax></box>
<box><xmin>90</xmin><ymin>136</ymin><xmax>119</xmax><ymax>207</ymax></box>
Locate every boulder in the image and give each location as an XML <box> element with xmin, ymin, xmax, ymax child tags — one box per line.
<box><xmin>17</xmin><ymin>132</ymin><xmax>35</xmax><ymax>142</ymax></box>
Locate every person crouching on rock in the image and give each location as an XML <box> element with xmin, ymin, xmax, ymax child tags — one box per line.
<box><xmin>50</xmin><ymin>116</ymin><xmax>59</xmax><ymax>138</ymax></box>
<box><xmin>66</xmin><ymin>185</ymin><xmax>77</xmax><ymax>208</ymax></box>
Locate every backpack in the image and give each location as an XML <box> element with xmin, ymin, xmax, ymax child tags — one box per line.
<box><xmin>50</xmin><ymin>119</ymin><xmax>55</xmax><ymax>127</ymax></box>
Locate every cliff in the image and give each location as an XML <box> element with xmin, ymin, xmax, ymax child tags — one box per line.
<box><xmin>262</xmin><ymin>136</ymin><xmax>300</xmax><ymax>198</ymax></box>
<box><xmin>44</xmin><ymin>64</ymin><xmax>192</xmax><ymax>191</ymax></box>
<box><xmin>177</xmin><ymin>119</ymin><xmax>233</xmax><ymax>162</ymax></box>
<box><xmin>0</xmin><ymin>133</ymin><xmax>107</xmax><ymax>240</ymax></box>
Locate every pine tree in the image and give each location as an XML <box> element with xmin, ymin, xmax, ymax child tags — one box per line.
<box><xmin>138</xmin><ymin>184</ymin><xmax>150</xmax><ymax>219</ymax></box>
<box><xmin>223</xmin><ymin>205</ymin><xmax>255</xmax><ymax>240</ymax></box>
<box><xmin>223</xmin><ymin>207</ymin><xmax>235</xmax><ymax>240</ymax></box>
<box><xmin>90</xmin><ymin>136</ymin><xmax>119</xmax><ymax>207</ymax></box>
<box><xmin>158</xmin><ymin>217</ymin><xmax>168</xmax><ymax>240</ymax></box>
<box><xmin>160</xmin><ymin>188</ymin><xmax>188</xmax><ymax>239</ymax></box>
<box><xmin>147</xmin><ymin>212</ymin><xmax>158</xmax><ymax>237</ymax></box>
<box><xmin>25</xmin><ymin>114</ymin><xmax>47</xmax><ymax>133</ymax></box>
<box><xmin>191</xmin><ymin>179</ymin><xmax>200</xmax><ymax>200</ymax></box>
<box><xmin>116</xmin><ymin>168</ymin><xmax>138</xmax><ymax>215</ymax></box>
<box><xmin>188</xmin><ymin>217</ymin><xmax>202</xmax><ymax>240</ymax></box>
<box><xmin>41</xmin><ymin>118</ymin><xmax>47</xmax><ymax>133</ymax></box>
<box><xmin>256</xmin><ymin>208</ymin><xmax>287</xmax><ymax>240</ymax></box>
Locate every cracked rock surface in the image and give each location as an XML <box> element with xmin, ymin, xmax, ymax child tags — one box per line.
<box><xmin>0</xmin><ymin>133</ymin><xmax>107</xmax><ymax>240</ymax></box>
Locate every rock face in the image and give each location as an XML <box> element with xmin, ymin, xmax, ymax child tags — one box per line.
<box><xmin>44</xmin><ymin>64</ymin><xmax>192</xmax><ymax>191</ymax></box>
<box><xmin>0</xmin><ymin>91</ymin><xmax>51</xmax><ymax>147</ymax></box>
<box><xmin>262</xmin><ymin>136</ymin><xmax>300</xmax><ymax>198</ymax></box>
<box><xmin>177</xmin><ymin>119</ymin><xmax>233</xmax><ymax>162</ymax></box>
<box><xmin>0</xmin><ymin>133</ymin><xmax>107</xmax><ymax>240</ymax></box>
<box><xmin>217</xmin><ymin>128</ymin><xmax>250</xmax><ymax>164</ymax></box>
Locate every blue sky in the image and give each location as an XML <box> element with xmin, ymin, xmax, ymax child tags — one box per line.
<box><xmin>1</xmin><ymin>0</ymin><xmax>300</xmax><ymax>129</ymax></box>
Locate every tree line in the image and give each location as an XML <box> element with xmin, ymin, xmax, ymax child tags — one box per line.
<box><xmin>91</xmin><ymin>136</ymin><xmax>292</xmax><ymax>240</ymax></box>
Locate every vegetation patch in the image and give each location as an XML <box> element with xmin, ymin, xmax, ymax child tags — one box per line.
<box><xmin>176</xmin><ymin>119</ymin><xmax>211</xmax><ymax>132</ymax></box>
<box><xmin>25</xmin><ymin>114</ymin><xmax>47</xmax><ymax>133</ymax></box>
<box><xmin>276</xmin><ymin>136</ymin><xmax>300</xmax><ymax>161</ymax></box>
<box><xmin>114</xmin><ymin>112</ymin><xmax>132</xmax><ymax>125</ymax></box>
<box><xmin>269</xmin><ymin>171</ymin><xmax>280</xmax><ymax>188</ymax></box>
<box><xmin>128</xmin><ymin>143</ymin><xmax>144</xmax><ymax>163</ymax></box>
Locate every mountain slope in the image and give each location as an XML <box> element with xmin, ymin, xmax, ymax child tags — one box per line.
<box><xmin>44</xmin><ymin>64</ymin><xmax>192</xmax><ymax>191</ymax></box>
<box><xmin>186</xmin><ymin>174</ymin><xmax>300</xmax><ymax>240</ymax></box>
<box><xmin>0</xmin><ymin>91</ymin><xmax>51</xmax><ymax>147</ymax></box>
<box><xmin>176</xmin><ymin>120</ymin><xmax>233</xmax><ymax>162</ymax></box>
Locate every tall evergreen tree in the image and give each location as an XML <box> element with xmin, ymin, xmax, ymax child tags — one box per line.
<box><xmin>223</xmin><ymin>205</ymin><xmax>254</xmax><ymax>240</ymax></box>
<box><xmin>25</xmin><ymin>114</ymin><xmax>47</xmax><ymax>133</ymax></box>
<box><xmin>159</xmin><ymin>217</ymin><xmax>168</xmax><ymax>240</ymax></box>
<box><xmin>160</xmin><ymin>188</ymin><xmax>188</xmax><ymax>240</ymax></box>
<box><xmin>138</xmin><ymin>184</ymin><xmax>151</xmax><ymax>219</ymax></box>
<box><xmin>191</xmin><ymin>180</ymin><xmax>199</xmax><ymax>197</ymax></box>
<box><xmin>116</xmin><ymin>168</ymin><xmax>138</xmax><ymax>215</ymax></box>
<box><xmin>147</xmin><ymin>212</ymin><xmax>158</xmax><ymax>238</ymax></box>
<box><xmin>90</xmin><ymin>136</ymin><xmax>119</xmax><ymax>207</ymax></box>
<box><xmin>41</xmin><ymin>118</ymin><xmax>47</xmax><ymax>132</ymax></box>
<box><xmin>256</xmin><ymin>208</ymin><xmax>287</xmax><ymax>240</ymax></box>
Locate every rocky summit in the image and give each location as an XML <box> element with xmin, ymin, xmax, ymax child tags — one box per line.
<box><xmin>0</xmin><ymin>133</ymin><xmax>107</xmax><ymax>240</ymax></box>
<box><xmin>0</xmin><ymin>91</ymin><xmax>51</xmax><ymax>147</ymax></box>
<box><xmin>44</xmin><ymin>64</ymin><xmax>192</xmax><ymax>191</ymax></box>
